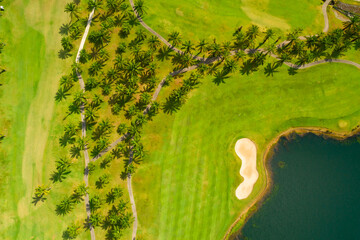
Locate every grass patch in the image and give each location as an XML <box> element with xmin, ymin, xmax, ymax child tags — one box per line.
<box><xmin>0</xmin><ymin>0</ymin><xmax>89</xmax><ymax>238</ymax></box>
<box><xmin>134</xmin><ymin>63</ymin><xmax>360</xmax><ymax>240</ymax></box>
<box><xmin>144</xmin><ymin>0</ymin><xmax>323</xmax><ymax>42</ymax></box>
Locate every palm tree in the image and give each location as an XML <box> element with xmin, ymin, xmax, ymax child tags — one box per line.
<box><xmin>246</xmin><ymin>25</ymin><xmax>260</xmax><ymax>40</ymax></box>
<box><xmin>96</xmin><ymin>174</ymin><xmax>111</xmax><ymax>189</ymax></box>
<box><xmin>85</xmin><ymin>77</ymin><xmax>99</xmax><ymax>91</ymax></box>
<box><xmin>135</xmin><ymin>28</ymin><xmax>147</xmax><ymax>42</ymax></box>
<box><xmin>88</xmin><ymin>61</ymin><xmax>105</xmax><ymax>76</ymax></box>
<box><xmin>116</xmin><ymin>124</ymin><xmax>127</xmax><ymax>136</ymax></box>
<box><xmin>196</xmin><ymin>63</ymin><xmax>209</xmax><ymax>75</ymax></box>
<box><xmin>146</xmin><ymin>62</ymin><xmax>157</xmax><ymax>77</ymax></box>
<box><xmin>55</xmin><ymin>87</ymin><xmax>70</xmax><ymax>102</ymax></box>
<box><xmin>86</xmin><ymin>107</ymin><xmax>99</xmax><ymax>122</ymax></box>
<box><xmin>91</xmin><ymin>94</ymin><xmax>103</xmax><ymax>108</ymax></box>
<box><xmin>276</xmin><ymin>53</ymin><xmax>291</xmax><ymax>66</ymax></box>
<box><xmin>64</xmin><ymin>3</ymin><xmax>79</xmax><ymax>23</ymax></box>
<box><xmin>180</xmin><ymin>54</ymin><xmax>195</xmax><ymax>67</ymax></box>
<box><xmin>134</xmin><ymin>0</ymin><xmax>147</xmax><ymax>17</ymax></box>
<box><xmin>89</xmin><ymin>30</ymin><xmax>111</xmax><ymax>48</ymax></box>
<box><xmin>295</xmin><ymin>51</ymin><xmax>312</xmax><ymax>66</ymax></box>
<box><xmin>234</xmin><ymin>50</ymin><xmax>246</xmax><ymax>61</ymax></box>
<box><xmin>61</xmin><ymin>37</ymin><xmax>73</xmax><ymax>51</ymax></box>
<box><xmin>125</xmin><ymin>105</ymin><xmax>138</xmax><ymax>119</ymax></box>
<box><xmin>106</xmin><ymin>186</ymin><xmax>123</xmax><ymax>203</ymax></box>
<box><xmin>181</xmin><ymin>40</ymin><xmax>195</xmax><ymax>54</ymax></box>
<box><xmin>70</xmin><ymin>145</ymin><xmax>81</xmax><ymax>159</ymax></box>
<box><xmin>233</xmin><ymin>31</ymin><xmax>247</xmax><ymax>49</ymax></box>
<box><xmin>125</xmin><ymin>60</ymin><xmax>143</xmax><ymax>77</ymax></box>
<box><xmin>283</xmin><ymin>28</ymin><xmax>303</xmax><ymax>49</ymax></box>
<box><xmin>87</xmin><ymin>213</ymin><xmax>103</xmax><ymax>229</ymax></box>
<box><xmin>196</xmin><ymin>39</ymin><xmax>208</xmax><ymax>54</ymax></box>
<box><xmin>106</xmin><ymin>0</ymin><xmax>121</xmax><ymax>15</ymax></box>
<box><xmin>252</xmin><ymin>52</ymin><xmax>267</xmax><ymax>66</ymax></box>
<box><xmin>100</xmin><ymin>155</ymin><xmax>112</xmax><ymax>169</ymax></box>
<box><xmin>79</xmin><ymin>49</ymin><xmax>88</xmax><ymax>64</ymax></box>
<box><xmin>56</xmin><ymin>157</ymin><xmax>72</xmax><ymax>171</ymax></box>
<box><xmin>119</xmin><ymin>23</ymin><xmax>132</xmax><ymax>38</ymax></box>
<box><xmin>87</xmin><ymin>0</ymin><xmax>103</xmax><ymax>12</ymax></box>
<box><xmin>168</xmin><ymin>31</ymin><xmax>182</xmax><ymax>47</ymax></box>
<box><xmin>71</xmin><ymin>183</ymin><xmax>88</xmax><ymax>203</ymax></box>
<box><xmin>62</xmin><ymin>224</ymin><xmax>81</xmax><ymax>240</ymax></box>
<box><xmin>343</xmin><ymin>15</ymin><xmax>360</xmax><ymax>31</ymax></box>
<box><xmin>212</xmin><ymin>70</ymin><xmax>228</xmax><ymax>85</ymax></box>
<box><xmin>305</xmin><ymin>35</ymin><xmax>319</xmax><ymax>50</ymax></box>
<box><xmin>73</xmin><ymin>91</ymin><xmax>86</xmax><ymax>106</ymax></box>
<box><xmin>156</xmin><ymin>46</ymin><xmax>173</xmax><ymax>61</ymax></box>
<box><xmin>261</xmin><ymin>28</ymin><xmax>275</xmax><ymax>45</ymax></box>
<box><xmin>89</xmin><ymin>195</ymin><xmax>103</xmax><ymax>212</ymax></box>
<box><xmin>69</xmin><ymin>24</ymin><xmax>82</xmax><ymax>40</ymax></box>
<box><xmin>208</xmin><ymin>41</ymin><xmax>222</xmax><ymax>58</ymax></box>
<box><xmin>99</xmin><ymin>49</ymin><xmax>110</xmax><ymax>61</ymax></box>
<box><xmin>221</xmin><ymin>41</ymin><xmax>232</xmax><ymax>58</ymax></box>
<box><xmin>32</xmin><ymin>185</ymin><xmax>51</xmax><ymax>205</ymax></box>
<box><xmin>56</xmin><ymin>197</ymin><xmax>75</xmax><ymax>215</ymax></box>
<box><xmin>223</xmin><ymin>59</ymin><xmax>238</xmax><ymax>73</ymax></box>
<box><xmin>354</xmin><ymin>39</ymin><xmax>360</xmax><ymax>50</ymax></box>
<box><xmin>50</xmin><ymin>167</ymin><xmax>71</xmax><ymax>183</ymax></box>
<box><xmin>264</xmin><ymin>63</ymin><xmax>278</xmax><ymax>77</ymax></box>
<box><xmin>148</xmin><ymin>35</ymin><xmax>161</xmax><ymax>50</ymax></box>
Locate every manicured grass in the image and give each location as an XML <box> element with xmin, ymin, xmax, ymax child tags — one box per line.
<box><xmin>144</xmin><ymin>0</ymin><xmax>323</xmax><ymax>42</ymax></box>
<box><xmin>134</xmin><ymin>63</ymin><xmax>360</xmax><ymax>240</ymax></box>
<box><xmin>0</xmin><ymin>0</ymin><xmax>91</xmax><ymax>238</ymax></box>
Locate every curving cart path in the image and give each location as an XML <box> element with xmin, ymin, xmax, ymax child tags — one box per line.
<box><xmin>322</xmin><ymin>0</ymin><xmax>332</xmax><ymax>33</ymax></box>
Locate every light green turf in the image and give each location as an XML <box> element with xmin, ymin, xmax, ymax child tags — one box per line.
<box><xmin>0</xmin><ymin>0</ymin><xmax>91</xmax><ymax>239</ymax></box>
<box><xmin>144</xmin><ymin>0</ymin><xmax>323</xmax><ymax>42</ymax></box>
<box><xmin>134</xmin><ymin>63</ymin><xmax>360</xmax><ymax>240</ymax></box>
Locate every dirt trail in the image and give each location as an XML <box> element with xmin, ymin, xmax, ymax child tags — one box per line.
<box><xmin>75</xmin><ymin>8</ymin><xmax>96</xmax><ymax>240</ymax></box>
<box><xmin>323</xmin><ymin>0</ymin><xmax>331</xmax><ymax>33</ymax></box>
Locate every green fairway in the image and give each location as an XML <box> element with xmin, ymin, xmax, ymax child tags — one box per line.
<box><xmin>144</xmin><ymin>0</ymin><xmax>323</xmax><ymax>42</ymax></box>
<box><xmin>0</xmin><ymin>0</ymin><xmax>90</xmax><ymax>238</ymax></box>
<box><xmin>134</xmin><ymin>63</ymin><xmax>360</xmax><ymax>240</ymax></box>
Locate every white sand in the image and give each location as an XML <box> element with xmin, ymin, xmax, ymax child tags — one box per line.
<box><xmin>235</xmin><ymin>138</ymin><xmax>259</xmax><ymax>200</ymax></box>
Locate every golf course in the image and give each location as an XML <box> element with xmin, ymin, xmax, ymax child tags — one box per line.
<box><xmin>0</xmin><ymin>0</ymin><xmax>359</xmax><ymax>239</ymax></box>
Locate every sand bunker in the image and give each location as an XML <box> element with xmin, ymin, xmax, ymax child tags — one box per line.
<box><xmin>235</xmin><ymin>138</ymin><xmax>259</xmax><ymax>200</ymax></box>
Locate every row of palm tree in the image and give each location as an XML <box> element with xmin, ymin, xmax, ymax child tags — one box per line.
<box><xmin>56</xmin><ymin>183</ymin><xmax>88</xmax><ymax>216</ymax></box>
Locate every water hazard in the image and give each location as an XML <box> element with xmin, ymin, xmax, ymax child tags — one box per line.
<box><xmin>240</xmin><ymin>133</ymin><xmax>360</xmax><ymax>240</ymax></box>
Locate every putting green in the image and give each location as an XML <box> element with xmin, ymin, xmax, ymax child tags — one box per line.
<box><xmin>144</xmin><ymin>0</ymin><xmax>323</xmax><ymax>42</ymax></box>
<box><xmin>134</xmin><ymin>63</ymin><xmax>360</xmax><ymax>240</ymax></box>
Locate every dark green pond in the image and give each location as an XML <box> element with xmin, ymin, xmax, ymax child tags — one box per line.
<box><xmin>240</xmin><ymin>133</ymin><xmax>360</xmax><ymax>240</ymax></box>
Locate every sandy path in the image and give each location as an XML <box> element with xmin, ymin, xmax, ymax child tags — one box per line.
<box><xmin>322</xmin><ymin>0</ymin><xmax>331</xmax><ymax>33</ymax></box>
<box><xmin>75</xmin><ymin>7</ymin><xmax>96</xmax><ymax>240</ymax></box>
<box><xmin>235</xmin><ymin>139</ymin><xmax>259</xmax><ymax>200</ymax></box>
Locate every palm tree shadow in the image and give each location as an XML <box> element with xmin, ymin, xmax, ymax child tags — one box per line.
<box><xmin>58</xmin><ymin>49</ymin><xmax>72</xmax><ymax>59</ymax></box>
<box><xmin>59</xmin><ymin>23</ymin><xmax>71</xmax><ymax>36</ymax></box>
<box><xmin>156</xmin><ymin>47</ymin><xmax>173</xmax><ymax>61</ymax></box>
<box><xmin>212</xmin><ymin>73</ymin><xmax>229</xmax><ymax>85</ymax></box>
<box><xmin>288</xmin><ymin>67</ymin><xmax>298</xmax><ymax>75</ymax></box>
